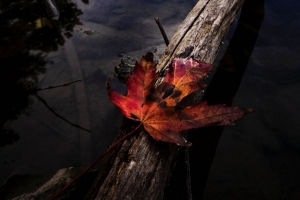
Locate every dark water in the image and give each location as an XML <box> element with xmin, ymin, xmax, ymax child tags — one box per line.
<box><xmin>1</xmin><ymin>0</ymin><xmax>300</xmax><ymax>199</ymax></box>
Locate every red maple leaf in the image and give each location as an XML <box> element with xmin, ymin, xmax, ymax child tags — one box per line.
<box><xmin>107</xmin><ymin>54</ymin><xmax>252</xmax><ymax>146</ymax></box>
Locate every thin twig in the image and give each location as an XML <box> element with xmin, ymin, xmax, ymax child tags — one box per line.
<box><xmin>185</xmin><ymin>146</ymin><xmax>193</xmax><ymax>200</ymax></box>
<box><xmin>35</xmin><ymin>79</ymin><xmax>82</xmax><ymax>91</ymax></box>
<box><xmin>154</xmin><ymin>17</ymin><xmax>169</xmax><ymax>46</ymax></box>
<box><xmin>49</xmin><ymin>123</ymin><xmax>143</xmax><ymax>200</ymax></box>
<box><xmin>182</xmin><ymin>132</ymin><xmax>193</xmax><ymax>200</ymax></box>
<box><xmin>34</xmin><ymin>93</ymin><xmax>91</xmax><ymax>133</ymax></box>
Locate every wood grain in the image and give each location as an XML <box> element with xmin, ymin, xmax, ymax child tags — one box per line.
<box><xmin>85</xmin><ymin>0</ymin><xmax>245</xmax><ymax>199</ymax></box>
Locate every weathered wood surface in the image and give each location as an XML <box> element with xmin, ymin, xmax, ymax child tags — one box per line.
<box><xmin>157</xmin><ymin>0</ymin><xmax>244</xmax><ymax>69</ymax></box>
<box><xmin>85</xmin><ymin>0</ymin><xmax>245</xmax><ymax>199</ymax></box>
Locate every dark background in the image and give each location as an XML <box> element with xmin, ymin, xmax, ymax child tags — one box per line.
<box><xmin>0</xmin><ymin>0</ymin><xmax>300</xmax><ymax>199</ymax></box>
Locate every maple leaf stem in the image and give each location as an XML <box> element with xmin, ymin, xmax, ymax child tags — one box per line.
<box><xmin>49</xmin><ymin>123</ymin><xmax>143</xmax><ymax>200</ymax></box>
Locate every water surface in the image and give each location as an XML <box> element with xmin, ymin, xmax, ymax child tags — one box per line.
<box><xmin>1</xmin><ymin>0</ymin><xmax>300</xmax><ymax>199</ymax></box>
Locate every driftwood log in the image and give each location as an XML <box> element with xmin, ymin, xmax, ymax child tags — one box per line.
<box><xmin>85</xmin><ymin>0</ymin><xmax>245</xmax><ymax>199</ymax></box>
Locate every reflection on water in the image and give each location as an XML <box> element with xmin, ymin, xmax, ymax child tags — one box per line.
<box><xmin>0</xmin><ymin>0</ymin><xmax>199</xmax><ymax>192</ymax></box>
<box><xmin>202</xmin><ymin>0</ymin><xmax>300</xmax><ymax>199</ymax></box>
<box><xmin>0</xmin><ymin>1</ymin><xmax>82</xmax><ymax>147</ymax></box>
<box><xmin>1</xmin><ymin>0</ymin><xmax>300</xmax><ymax>199</ymax></box>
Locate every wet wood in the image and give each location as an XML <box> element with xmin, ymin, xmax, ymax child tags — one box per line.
<box><xmin>85</xmin><ymin>0</ymin><xmax>245</xmax><ymax>199</ymax></box>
